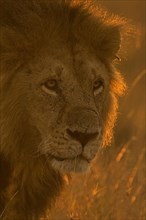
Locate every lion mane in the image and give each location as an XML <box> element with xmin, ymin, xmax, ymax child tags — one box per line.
<box><xmin>0</xmin><ymin>0</ymin><xmax>131</xmax><ymax>219</ymax></box>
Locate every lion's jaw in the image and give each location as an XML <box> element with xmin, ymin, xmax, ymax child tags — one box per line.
<box><xmin>39</xmin><ymin>122</ymin><xmax>103</xmax><ymax>173</ymax></box>
<box><xmin>48</xmin><ymin>138</ymin><xmax>102</xmax><ymax>173</ymax></box>
<box><xmin>40</xmin><ymin>136</ymin><xmax>102</xmax><ymax>173</ymax></box>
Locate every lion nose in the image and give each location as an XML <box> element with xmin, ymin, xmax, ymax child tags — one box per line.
<box><xmin>67</xmin><ymin>129</ymin><xmax>98</xmax><ymax>147</ymax></box>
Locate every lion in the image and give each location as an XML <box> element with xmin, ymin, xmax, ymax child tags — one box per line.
<box><xmin>0</xmin><ymin>0</ymin><xmax>130</xmax><ymax>219</ymax></box>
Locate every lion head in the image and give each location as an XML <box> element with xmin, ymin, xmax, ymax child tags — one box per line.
<box><xmin>0</xmin><ymin>0</ymin><xmax>128</xmax><ymax>174</ymax></box>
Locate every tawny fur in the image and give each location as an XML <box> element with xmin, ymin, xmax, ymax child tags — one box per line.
<box><xmin>0</xmin><ymin>0</ymin><xmax>130</xmax><ymax>219</ymax></box>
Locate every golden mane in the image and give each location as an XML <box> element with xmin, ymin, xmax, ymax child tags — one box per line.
<box><xmin>0</xmin><ymin>0</ymin><xmax>132</xmax><ymax>66</ymax></box>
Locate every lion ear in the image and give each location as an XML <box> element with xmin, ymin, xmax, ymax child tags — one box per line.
<box><xmin>98</xmin><ymin>26</ymin><xmax>121</xmax><ymax>60</ymax></box>
<box><xmin>75</xmin><ymin>15</ymin><xmax>127</xmax><ymax>61</ymax></box>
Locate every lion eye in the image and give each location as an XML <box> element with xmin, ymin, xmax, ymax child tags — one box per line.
<box><xmin>93</xmin><ymin>79</ymin><xmax>104</xmax><ymax>96</ymax></box>
<box><xmin>41</xmin><ymin>79</ymin><xmax>58</xmax><ymax>95</ymax></box>
<box><xmin>45</xmin><ymin>79</ymin><xmax>57</xmax><ymax>89</ymax></box>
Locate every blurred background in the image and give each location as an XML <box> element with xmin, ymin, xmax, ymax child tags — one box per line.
<box><xmin>47</xmin><ymin>1</ymin><xmax>145</xmax><ymax>219</ymax></box>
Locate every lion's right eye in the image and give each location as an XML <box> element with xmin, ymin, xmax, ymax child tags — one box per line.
<box><xmin>41</xmin><ymin>79</ymin><xmax>58</xmax><ymax>95</ymax></box>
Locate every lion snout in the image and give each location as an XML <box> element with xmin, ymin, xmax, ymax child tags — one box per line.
<box><xmin>66</xmin><ymin>128</ymin><xmax>99</xmax><ymax>148</ymax></box>
<box><xmin>65</xmin><ymin>106</ymin><xmax>100</xmax><ymax>147</ymax></box>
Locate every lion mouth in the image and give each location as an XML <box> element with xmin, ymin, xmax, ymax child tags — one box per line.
<box><xmin>52</xmin><ymin>154</ymin><xmax>91</xmax><ymax>163</ymax></box>
<box><xmin>50</xmin><ymin>155</ymin><xmax>90</xmax><ymax>173</ymax></box>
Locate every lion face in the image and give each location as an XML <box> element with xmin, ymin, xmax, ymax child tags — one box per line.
<box><xmin>19</xmin><ymin>45</ymin><xmax>109</xmax><ymax>173</ymax></box>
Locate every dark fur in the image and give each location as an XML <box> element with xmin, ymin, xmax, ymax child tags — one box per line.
<box><xmin>0</xmin><ymin>0</ymin><xmax>130</xmax><ymax>219</ymax></box>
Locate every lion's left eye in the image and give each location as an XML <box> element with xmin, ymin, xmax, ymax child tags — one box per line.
<box><xmin>93</xmin><ymin>79</ymin><xmax>104</xmax><ymax>96</ymax></box>
<box><xmin>41</xmin><ymin>79</ymin><xmax>58</xmax><ymax>95</ymax></box>
<box><xmin>45</xmin><ymin>79</ymin><xmax>57</xmax><ymax>89</ymax></box>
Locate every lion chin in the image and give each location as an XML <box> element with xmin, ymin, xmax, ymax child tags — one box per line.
<box><xmin>50</xmin><ymin>155</ymin><xmax>91</xmax><ymax>173</ymax></box>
